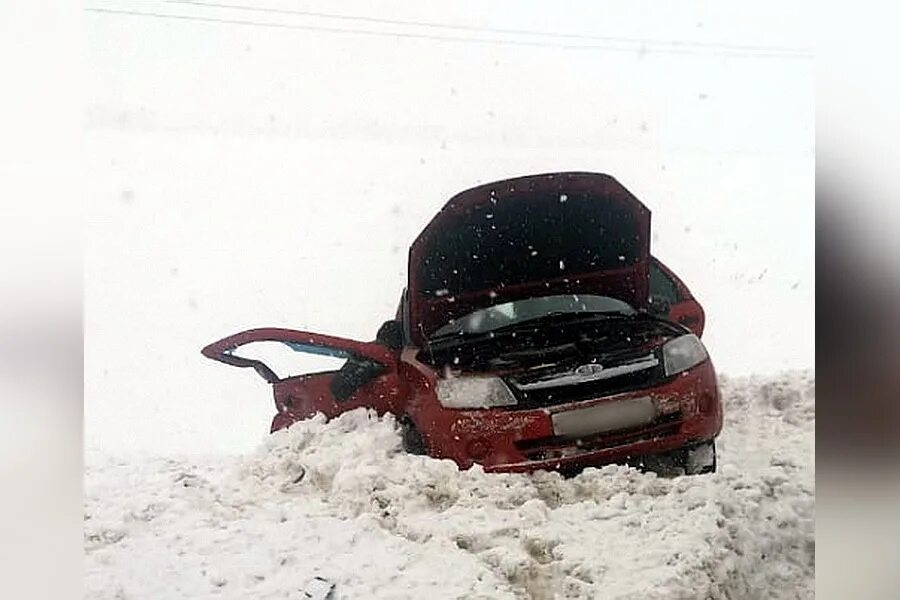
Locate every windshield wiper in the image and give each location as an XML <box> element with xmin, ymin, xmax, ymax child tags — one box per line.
<box><xmin>494</xmin><ymin>310</ymin><xmax>637</xmax><ymax>331</ymax></box>
<box><xmin>428</xmin><ymin>310</ymin><xmax>638</xmax><ymax>347</ymax></box>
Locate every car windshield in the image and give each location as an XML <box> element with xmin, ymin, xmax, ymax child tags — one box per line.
<box><xmin>432</xmin><ymin>294</ymin><xmax>635</xmax><ymax>337</ymax></box>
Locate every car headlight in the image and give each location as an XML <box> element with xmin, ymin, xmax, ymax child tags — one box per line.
<box><xmin>436</xmin><ymin>376</ymin><xmax>518</xmax><ymax>409</ymax></box>
<box><xmin>662</xmin><ymin>334</ymin><xmax>708</xmax><ymax>376</ymax></box>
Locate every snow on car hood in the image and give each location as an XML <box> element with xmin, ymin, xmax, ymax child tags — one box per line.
<box><xmin>407</xmin><ymin>172</ymin><xmax>651</xmax><ymax>344</ymax></box>
<box><xmin>84</xmin><ymin>372</ymin><xmax>815</xmax><ymax>599</ymax></box>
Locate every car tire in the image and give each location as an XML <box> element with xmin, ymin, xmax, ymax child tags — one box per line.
<box><xmin>399</xmin><ymin>417</ymin><xmax>427</xmax><ymax>455</ymax></box>
<box><xmin>684</xmin><ymin>440</ymin><xmax>717</xmax><ymax>475</ymax></box>
<box><xmin>641</xmin><ymin>449</ymin><xmax>687</xmax><ymax>477</ymax></box>
<box><xmin>642</xmin><ymin>441</ymin><xmax>717</xmax><ymax>477</ymax></box>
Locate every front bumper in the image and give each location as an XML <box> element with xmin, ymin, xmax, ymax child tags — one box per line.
<box><xmin>427</xmin><ymin>360</ymin><xmax>722</xmax><ymax>474</ymax></box>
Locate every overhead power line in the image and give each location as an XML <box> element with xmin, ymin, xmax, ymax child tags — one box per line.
<box><xmin>155</xmin><ymin>0</ymin><xmax>811</xmax><ymax>57</ymax></box>
<box><xmin>85</xmin><ymin>6</ymin><xmax>812</xmax><ymax>60</ymax></box>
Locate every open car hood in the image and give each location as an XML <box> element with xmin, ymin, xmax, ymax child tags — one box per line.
<box><xmin>407</xmin><ymin>172</ymin><xmax>652</xmax><ymax>345</ymax></box>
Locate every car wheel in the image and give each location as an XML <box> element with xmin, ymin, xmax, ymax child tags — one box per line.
<box><xmin>684</xmin><ymin>440</ymin><xmax>716</xmax><ymax>475</ymax></box>
<box><xmin>399</xmin><ymin>417</ymin><xmax>427</xmax><ymax>455</ymax></box>
<box><xmin>641</xmin><ymin>441</ymin><xmax>717</xmax><ymax>477</ymax></box>
<box><xmin>641</xmin><ymin>449</ymin><xmax>687</xmax><ymax>477</ymax></box>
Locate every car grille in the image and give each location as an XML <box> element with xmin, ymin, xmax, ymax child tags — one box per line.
<box><xmin>505</xmin><ymin>349</ymin><xmax>666</xmax><ymax>410</ymax></box>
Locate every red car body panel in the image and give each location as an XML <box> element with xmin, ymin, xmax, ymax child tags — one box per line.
<box><xmin>202</xmin><ymin>172</ymin><xmax>721</xmax><ymax>474</ymax></box>
<box><xmin>201</xmin><ymin>327</ymin><xmax>397</xmax><ymax>377</ymax></box>
<box><xmin>651</xmin><ymin>256</ymin><xmax>706</xmax><ymax>336</ymax></box>
<box><xmin>201</xmin><ymin>328</ymin><xmax>404</xmax><ymax>427</ymax></box>
<box><xmin>269</xmin><ymin>370</ymin><xmax>405</xmax><ymax>433</ymax></box>
<box><xmin>407</xmin><ymin>172</ymin><xmax>652</xmax><ymax>345</ymax></box>
<box><xmin>401</xmin><ymin>353</ymin><xmax>721</xmax><ymax>473</ymax></box>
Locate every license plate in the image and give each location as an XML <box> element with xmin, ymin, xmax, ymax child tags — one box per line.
<box><xmin>551</xmin><ymin>397</ymin><xmax>656</xmax><ymax>438</ymax></box>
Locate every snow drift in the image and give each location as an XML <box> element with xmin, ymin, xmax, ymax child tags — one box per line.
<box><xmin>85</xmin><ymin>371</ymin><xmax>814</xmax><ymax>599</ymax></box>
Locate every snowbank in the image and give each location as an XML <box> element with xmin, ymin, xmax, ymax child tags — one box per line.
<box><xmin>85</xmin><ymin>371</ymin><xmax>814</xmax><ymax>599</ymax></box>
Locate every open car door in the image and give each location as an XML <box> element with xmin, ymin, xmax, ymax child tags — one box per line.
<box><xmin>202</xmin><ymin>328</ymin><xmax>403</xmax><ymax>432</ymax></box>
<box><xmin>648</xmin><ymin>257</ymin><xmax>706</xmax><ymax>336</ymax></box>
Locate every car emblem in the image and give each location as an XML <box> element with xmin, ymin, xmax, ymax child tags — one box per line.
<box><xmin>575</xmin><ymin>363</ymin><xmax>605</xmax><ymax>376</ymax></box>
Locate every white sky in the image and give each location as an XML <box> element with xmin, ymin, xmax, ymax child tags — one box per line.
<box><xmin>84</xmin><ymin>1</ymin><xmax>814</xmax><ymax>454</ymax></box>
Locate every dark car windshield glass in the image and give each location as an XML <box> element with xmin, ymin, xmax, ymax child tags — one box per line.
<box><xmin>418</xmin><ymin>192</ymin><xmax>641</xmax><ymax>297</ymax></box>
<box><xmin>432</xmin><ymin>294</ymin><xmax>635</xmax><ymax>337</ymax></box>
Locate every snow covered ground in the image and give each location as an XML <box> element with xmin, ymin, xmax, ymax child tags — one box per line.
<box><xmin>85</xmin><ymin>371</ymin><xmax>814</xmax><ymax>599</ymax></box>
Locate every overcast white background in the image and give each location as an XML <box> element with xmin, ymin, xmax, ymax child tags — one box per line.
<box><xmin>83</xmin><ymin>1</ymin><xmax>814</xmax><ymax>455</ymax></box>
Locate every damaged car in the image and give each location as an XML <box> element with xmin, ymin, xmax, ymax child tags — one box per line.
<box><xmin>202</xmin><ymin>172</ymin><xmax>722</xmax><ymax>475</ymax></box>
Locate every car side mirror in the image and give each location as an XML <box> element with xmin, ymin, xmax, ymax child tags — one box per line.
<box><xmin>648</xmin><ymin>294</ymin><xmax>672</xmax><ymax>317</ymax></box>
<box><xmin>375</xmin><ymin>320</ymin><xmax>404</xmax><ymax>351</ymax></box>
<box><xmin>330</xmin><ymin>359</ymin><xmax>387</xmax><ymax>402</ymax></box>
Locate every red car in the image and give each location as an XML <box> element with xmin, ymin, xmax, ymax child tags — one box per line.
<box><xmin>203</xmin><ymin>172</ymin><xmax>722</xmax><ymax>475</ymax></box>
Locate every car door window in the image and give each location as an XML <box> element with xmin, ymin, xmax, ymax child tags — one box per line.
<box><xmin>649</xmin><ymin>262</ymin><xmax>682</xmax><ymax>304</ymax></box>
<box><xmin>203</xmin><ymin>327</ymin><xmax>398</xmax><ymax>387</ymax></box>
<box><xmin>229</xmin><ymin>340</ymin><xmax>350</xmax><ymax>380</ymax></box>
